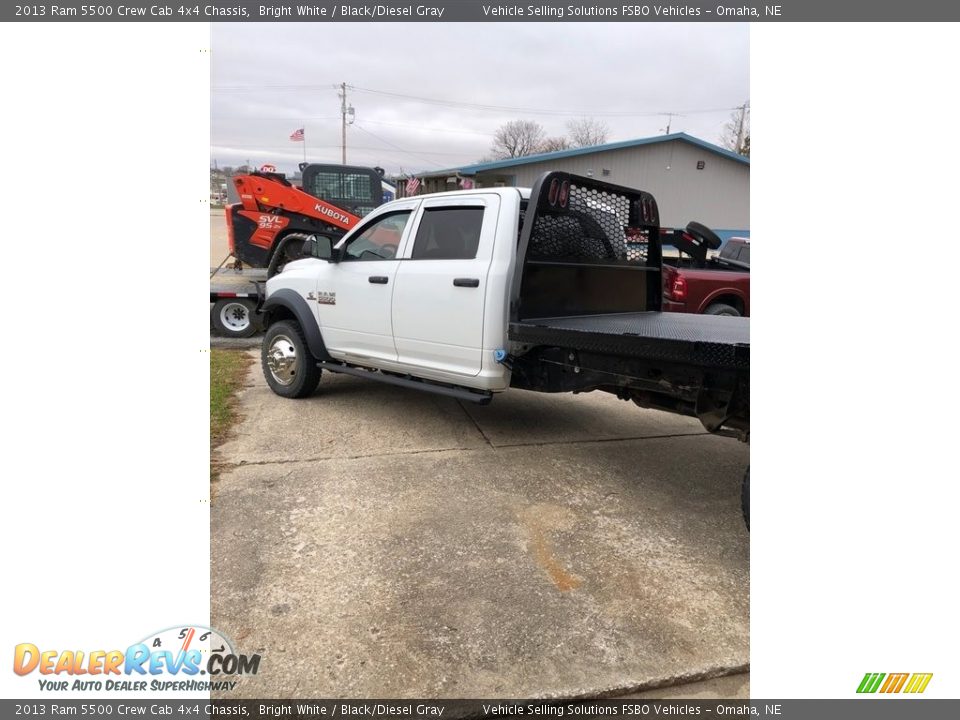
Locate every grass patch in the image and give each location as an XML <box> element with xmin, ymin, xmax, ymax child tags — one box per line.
<box><xmin>211</xmin><ymin>349</ymin><xmax>254</xmax><ymax>478</ymax></box>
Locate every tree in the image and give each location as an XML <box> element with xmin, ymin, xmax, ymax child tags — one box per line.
<box><xmin>721</xmin><ymin>102</ymin><xmax>750</xmax><ymax>157</ymax></box>
<box><xmin>490</xmin><ymin>120</ymin><xmax>546</xmax><ymax>159</ymax></box>
<box><xmin>538</xmin><ymin>136</ymin><xmax>572</xmax><ymax>154</ymax></box>
<box><xmin>566</xmin><ymin>117</ymin><xmax>610</xmax><ymax>147</ymax></box>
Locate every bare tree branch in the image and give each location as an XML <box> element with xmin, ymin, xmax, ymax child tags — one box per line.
<box><xmin>720</xmin><ymin>103</ymin><xmax>750</xmax><ymax>156</ymax></box>
<box><xmin>537</xmin><ymin>136</ymin><xmax>572</xmax><ymax>154</ymax></box>
<box><xmin>566</xmin><ymin>117</ymin><xmax>610</xmax><ymax>147</ymax></box>
<box><xmin>490</xmin><ymin>120</ymin><xmax>546</xmax><ymax>159</ymax></box>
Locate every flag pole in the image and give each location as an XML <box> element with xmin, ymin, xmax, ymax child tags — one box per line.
<box><xmin>303</xmin><ymin>126</ymin><xmax>307</xmax><ymax>163</ymax></box>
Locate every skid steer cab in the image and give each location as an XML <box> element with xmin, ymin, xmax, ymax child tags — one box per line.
<box><xmin>225</xmin><ymin>163</ymin><xmax>386</xmax><ymax>278</ymax></box>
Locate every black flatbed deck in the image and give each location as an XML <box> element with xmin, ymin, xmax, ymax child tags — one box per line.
<box><xmin>509</xmin><ymin>311</ymin><xmax>749</xmax><ymax>370</ymax></box>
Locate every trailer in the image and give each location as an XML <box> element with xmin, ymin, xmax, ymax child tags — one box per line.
<box><xmin>210</xmin><ymin>267</ymin><xmax>267</xmax><ymax>338</ymax></box>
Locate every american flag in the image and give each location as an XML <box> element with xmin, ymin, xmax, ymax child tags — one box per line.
<box><xmin>405</xmin><ymin>176</ymin><xmax>421</xmax><ymax>195</ymax></box>
<box><xmin>289</xmin><ymin>128</ymin><xmax>304</xmax><ymax>142</ymax></box>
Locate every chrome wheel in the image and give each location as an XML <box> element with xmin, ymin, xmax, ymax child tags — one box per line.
<box><xmin>218</xmin><ymin>301</ymin><xmax>251</xmax><ymax>333</ymax></box>
<box><xmin>265</xmin><ymin>334</ymin><xmax>298</xmax><ymax>385</ymax></box>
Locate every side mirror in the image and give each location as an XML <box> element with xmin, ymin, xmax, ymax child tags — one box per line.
<box><xmin>303</xmin><ymin>235</ymin><xmax>334</xmax><ymax>261</ymax></box>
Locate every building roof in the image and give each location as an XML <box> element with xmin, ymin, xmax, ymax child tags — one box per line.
<box><xmin>448</xmin><ymin>132</ymin><xmax>748</xmax><ymax>176</ymax></box>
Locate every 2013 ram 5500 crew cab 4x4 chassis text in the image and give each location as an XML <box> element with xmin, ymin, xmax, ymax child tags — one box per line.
<box><xmin>257</xmin><ymin>172</ymin><xmax>750</xmax><ymax>524</ymax></box>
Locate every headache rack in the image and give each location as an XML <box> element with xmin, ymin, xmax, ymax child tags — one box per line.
<box><xmin>510</xmin><ymin>171</ymin><xmax>663</xmax><ymax>321</ymax></box>
<box><xmin>507</xmin><ymin>172</ymin><xmax>749</xmax><ymax>435</ymax></box>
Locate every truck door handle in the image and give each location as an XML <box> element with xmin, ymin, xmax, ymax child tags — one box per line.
<box><xmin>453</xmin><ymin>278</ymin><xmax>480</xmax><ymax>288</ymax></box>
<box><xmin>368</xmin><ymin>276</ymin><xmax>389</xmax><ymax>284</ymax></box>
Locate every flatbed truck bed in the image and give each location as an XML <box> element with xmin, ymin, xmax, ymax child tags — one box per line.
<box><xmin>509</xmin><ymin>311</ymin><xmax>749</xmax><ymax>371</ymax></box>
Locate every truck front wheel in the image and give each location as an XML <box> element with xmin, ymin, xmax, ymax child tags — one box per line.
<box><xmin>261</xmin><ymin>320</ymin><xmax>322</xmax><ymax>398</ymax></box>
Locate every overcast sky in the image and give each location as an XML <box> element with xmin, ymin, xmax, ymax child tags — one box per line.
<box><xmin>211</xmin><ymin>23</ymin><xmax>748</xmax><ymax>176</ymax></box>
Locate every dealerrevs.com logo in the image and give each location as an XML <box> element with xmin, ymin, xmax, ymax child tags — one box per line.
<box><xmin>13</xmin><ymin>625</ymin><xmax>260</xmax><ymax>693</ymax></box>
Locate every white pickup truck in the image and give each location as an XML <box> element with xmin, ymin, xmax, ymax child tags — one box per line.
<box><xmin>258</xmin><ymin>172</ymin><xmax>750</xmax><ymax>521</ymax></box>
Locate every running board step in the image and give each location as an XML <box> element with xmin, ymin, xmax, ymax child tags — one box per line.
<box><xmin>318</xmin><ymin>362</ymin><xmax>493</xmax><ymax>405</ymax></box>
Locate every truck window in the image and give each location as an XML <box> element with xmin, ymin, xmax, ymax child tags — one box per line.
<box><xmin>411</xmin><ymin>207</ymin><xmax>484</xmax><ymax>260</ymax></box>
<box><xmin>342</xmin><ymin>211</ymin><xmax>411</xmax><ymax>261</ymax></box>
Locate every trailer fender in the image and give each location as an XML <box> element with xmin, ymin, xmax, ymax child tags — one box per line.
<box><xmin>260</xmin><ymin>289</ymin><xmax>331</xmax><ymax>361</ymax></box>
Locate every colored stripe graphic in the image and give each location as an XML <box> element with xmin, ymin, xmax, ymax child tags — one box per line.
<box><xmin>904</xmin><ymin>673</ymin><xmax>933</xmax><ymax>694</ymax></box>
<box><xmin>857</xmin><ymin>673</ymin><xmax>885</xmax><ymax>693</ymax></box>
<box><xmin>858</xmin><ymin>672</ymin><xmax>932</xmax><ymax>694</ymax></box>
<box><xmin>880</xmin><ymin>673</ymin><xmax>909</xmax><ymax>693</ymax></box>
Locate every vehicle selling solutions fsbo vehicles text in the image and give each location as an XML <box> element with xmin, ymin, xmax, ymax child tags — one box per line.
<box><xmin>480</xmin><ymin>5</ymin><xmax>776</xmax><ymax>18</ymax></box>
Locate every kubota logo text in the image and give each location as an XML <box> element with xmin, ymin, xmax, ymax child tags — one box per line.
<box><xmin>315</xmin><ymin>204</ymin><xmax>352</xmax><ymax>224</ymax></box>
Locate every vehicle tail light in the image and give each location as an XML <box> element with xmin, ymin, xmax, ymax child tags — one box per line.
<box><xmin>548</xmin><ymin>178</ymin><xmax>559</xmax><ymax>206</ymax></box>
<box><xmin>558</xmin><ymin>180</ymin><xmax>569</xmax><ymax>208</ymax></box>
<box><xmin>664</xmin><ymin>269</ymin><xmax>687</xmax><ymax>301</ymax></box>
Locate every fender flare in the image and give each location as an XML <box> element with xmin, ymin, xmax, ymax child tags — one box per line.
<box><xmin>698</xmin><ymin>287</ymin><xmax>747</xmax><ymax>315</ymax></box>
<box><xmin>260</xmin><ymin>289</ymin><xmax>331</xmax><ymax>361</ymax></box>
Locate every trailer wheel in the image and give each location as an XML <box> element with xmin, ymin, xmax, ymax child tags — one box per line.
<box><xmin>741</xmin><ymin>467</ymin><xmax>750</xmax><ymax>530</ymax></box>
<box><xmin>705</xmin><ymin>302</ymin><xmax>741</xmax><ymax>317</ymax></box>
<box><xmin>261</xmin><ymin>320</ymin><xmax>322</xmax><ymax>398</ymax></box>
<box><xmin>211</xmin><ymin>299</ymin><xmax>259</xmax><ymax>338</ymax></box>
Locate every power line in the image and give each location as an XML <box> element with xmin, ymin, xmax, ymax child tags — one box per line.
<box><xmin>211</xmin><ymin>142</ymin><xmax>476</xmax><ymax>157</ymax></box>
<box><xmin>212</xmin><ymin>81</ymin><xmax>741</xmax><ymax>119</ymax></box>
<box><xmin>352</xmin><ymin>125</ymin><xmax>449</xmax><ymax>168</ymax></box>
<box><xmin>348</xmin><ymin>84</ymin><xmax>739</xmax><ymax>118</ymax></box>
<box><xmin>356</xmin><ymin>118</ymin><xmax>494</xmax><ymax>137</ymax></box>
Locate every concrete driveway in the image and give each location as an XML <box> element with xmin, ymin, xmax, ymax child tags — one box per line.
<box><xmin>211</xmin><ymin>354</ymin><xmax>749</xmax><ymax>697</ymax></box>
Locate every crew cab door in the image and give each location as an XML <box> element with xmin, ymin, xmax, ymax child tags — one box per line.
<box><xmin>316</xmin><ymin>206</ymin><xmax>416</xmax><ymax>363</ymax></box>
<box><xmin>391</xmin><ymin>195</ymin><xmax>499</xmax><ymax>376</ymax></box>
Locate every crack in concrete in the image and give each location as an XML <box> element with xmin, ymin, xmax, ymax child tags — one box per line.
<box><xmin>217</xmin><ymin>431</ymin><xmax>712</xmax><ymax>471</ymax></box>
<box><xmin>456</xmin><ymin>399</ymin><xmax>494</xmax><ymax>447</ymax></box>
<box><xmin>581</xmin><ymin>665</ymin><xmax>751</xmax><ymax>700</ymax></box>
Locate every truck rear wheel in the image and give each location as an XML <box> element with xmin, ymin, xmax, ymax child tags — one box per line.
<box><xmin>211</xmin><ymin>299</ymin><xmax>259</xmax><ymax>338</ymax></box>
<box><xmin>741</xmin><ymin>467</ymin><xmax>750</xmax><ymax>530</ymax></box>
<box><xmin>705</xmin><ymin>302</ymin><xmax>741</xmax><ymax>317</ymax></box>
<box><xmin>261</xmin><ymin>320</ymin><xmax>322</xmax><ymax>398</ymax></box>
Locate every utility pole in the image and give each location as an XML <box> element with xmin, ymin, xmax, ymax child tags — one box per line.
<box><xmin>338</xmin><ymin>83</ymin><xmax>356</xmax><ymax>165</ymax></box>
<box><xmin>735</xmin><ymin>102</ymin><xmax>749</xmax><ymax>153</ymax></box>
<box><xmin>339</xmin><ymin>82</ymin><xmax>347</xmax><ymax>165</ymax></box>
<box><xmin>661</xmin><ymin>112</ymin><xmax>682</xmax><ymax>135</ymax></box>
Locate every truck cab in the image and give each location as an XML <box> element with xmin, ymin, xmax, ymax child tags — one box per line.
<box><xmin>265</xmin><ymin>187</ymin><xmax>528</xmax><ymax>392</ymax></box>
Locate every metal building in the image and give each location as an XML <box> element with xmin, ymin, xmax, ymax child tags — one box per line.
<box><xmin>407</xmin><ymin>133</ymin><xmax>749</xmax><ymax>237</ymax></box>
